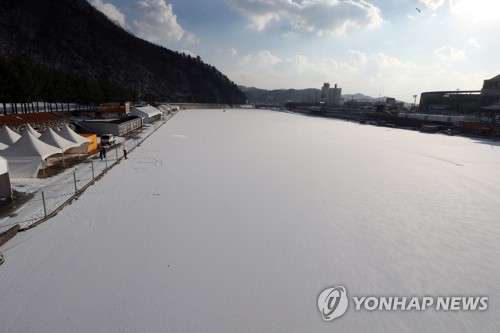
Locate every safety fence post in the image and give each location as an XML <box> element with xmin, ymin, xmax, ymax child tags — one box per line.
<box><xmin>73</xmin><ymin>172</ymin><xmax>78</xmax><ymax>194</ymax></box>
<box><xmin>41</xmin><ymin>191</ymin><xmax>47</xmax><ymax>218</ymax></box>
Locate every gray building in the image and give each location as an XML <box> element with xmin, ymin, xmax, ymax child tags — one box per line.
<box><xmin>418</xmin><ymin>90</ymin><xmax>481</xmax><ymax>114</ymax></box>
<box><xmin>481</xmin><ymin>74</ymin><xmax>500</xmax><ymax>107</ymax></box>
<box><xmin>78</xmin><ymin>116</ymin><xmax>142</xmax><ymax>136</ymax></box>
<box><xmin>418</xmin><ymin>73</ymin><xmax>500</xmax><ymax>114</ymax></box>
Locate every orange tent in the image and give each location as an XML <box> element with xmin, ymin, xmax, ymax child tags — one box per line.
<box><xmin>81</xmin><ymin>134</ymin><xmax>98</xmax><ymax>153</ymax></box>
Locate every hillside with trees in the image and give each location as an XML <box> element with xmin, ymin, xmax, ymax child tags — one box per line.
<box><xmin>0</xmin><ymin>0</ymin><xmax>246</xmax><ymax>112</ymax></box>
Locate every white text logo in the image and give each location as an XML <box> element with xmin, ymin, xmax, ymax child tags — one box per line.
<box><xmin>353</xmin><ymin>296</ymin><xmax>488</xmax><ymax>311</ymax></box>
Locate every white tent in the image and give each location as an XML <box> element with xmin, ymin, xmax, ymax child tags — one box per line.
<box><xmin>0</xmin><ymin>156</ymin><xmax>12</xmax><ymax>198</ymax></box>
<box><xmin>130</xmin><ymin>106</ymin><xmax>162</xmax><ymax>124</ymax></box>
<box><xmin>39</xmin><ymin>127</ymin><xmax>80</xmax><ymax>152</ymax></box>
<box><xmin>57</xmin><ymin>125</ymin><xmax>91</xmax><ymax>154</ymax></box>
<box><xmin>0</xmin><ymin>132</ymin><xmax>61</xmax><ymax>178</ymax></box>
<box><xmin>0</xmin><ymin>126</ymin><xmax>21</xmax><ymax>146</ymax></box>
<box><xmin>20</xmin><ymin>123</ymin><xmax>41</xmax><ymax>138</ymax></box>
<box><xmin>157</xmin><ymin>104</ymin><xmax>172</xmax><ymax>114</ymax></box>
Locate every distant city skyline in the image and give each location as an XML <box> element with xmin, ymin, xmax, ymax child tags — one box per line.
<box><xmin>88</xmin><ymin>0</ymin><xmax>500</xmax><ymax>102</ymax></box>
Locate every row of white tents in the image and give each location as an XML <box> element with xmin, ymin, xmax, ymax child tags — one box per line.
<box><xmin>0</xmin><ymin>124</ymin><xmax>90</xmax><ymax>178</ymax></box>
<box><xmin>0</xmin><ymin>104</ymin><xmax>176</xmax><ymax>180</ymax></box>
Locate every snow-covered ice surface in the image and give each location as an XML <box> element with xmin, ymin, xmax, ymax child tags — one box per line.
<box><xmin>0</xmin><ymin>109</ymin><xmax>499</xmax><ymax>332</ymax></box>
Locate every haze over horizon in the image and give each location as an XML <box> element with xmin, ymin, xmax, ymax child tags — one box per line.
<box><xmin>88</xmin><ymin>0</ymin><xmax>499</xmax><ymax>102</ymax></box>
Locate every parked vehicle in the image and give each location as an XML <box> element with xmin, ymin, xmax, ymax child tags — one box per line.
<box><xmin>100</xmin><ymin>134</ymin><xmax>115</xmax><ymax>146</ymax></box>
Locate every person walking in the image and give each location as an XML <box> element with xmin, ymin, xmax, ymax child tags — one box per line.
<box><xmin>123</xmin><ymin>149</ymin><xmax>128</xmax><ymax>159</ymax></box>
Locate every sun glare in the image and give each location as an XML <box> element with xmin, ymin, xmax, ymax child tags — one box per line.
<box><xmin>450</xmin><ymin>0</ymin><xmax>500</xmax><ymax>21</ymax></box>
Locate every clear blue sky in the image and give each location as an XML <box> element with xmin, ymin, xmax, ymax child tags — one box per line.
<box><xmin>89</xmin><ymin>0</ymin><xmax>500</xmax><ymax>102</ymax></box>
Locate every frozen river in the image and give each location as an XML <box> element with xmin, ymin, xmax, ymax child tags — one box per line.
<box><xmin>1</xmin><ymin>109</ymin><xmax>499</xmax><ymax>332</ymax></box>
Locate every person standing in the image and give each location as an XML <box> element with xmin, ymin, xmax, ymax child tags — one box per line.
<box><xmin>123</xmin><ymin>149</ymin><xmax>128</xmax><ymax>159</ymax></box>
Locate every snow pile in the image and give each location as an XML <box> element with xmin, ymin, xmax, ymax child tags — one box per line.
<box><xmin>0</xmin><ymin>109</ymin><xmax>499</xmax><ymax>332</ymax></box>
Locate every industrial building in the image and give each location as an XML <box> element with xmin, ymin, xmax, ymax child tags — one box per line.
<box><xmin>481</xmin><ymin>74</ymin><xmax>500</xmax><ymax>107</ymax></box>
<box><xmin>418</xmin><ymin>73</ymin><xmax>500</xmax><ymax>114</ymax></box>
<box><xmin>320</xmin><ymin>82</ymin><xmax>342</xmax><ymax>105</ymax></box>
<box><xmin>418</xmin><ymin>90</ymin><xmax>481</xmax><ymax>114</ymax></box>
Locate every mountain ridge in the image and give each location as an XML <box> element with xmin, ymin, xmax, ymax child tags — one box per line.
<box><xmin>0</xmin><ymin>0</ymin><xmax>246</xmax><ymax>104</ymax></box>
